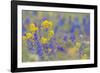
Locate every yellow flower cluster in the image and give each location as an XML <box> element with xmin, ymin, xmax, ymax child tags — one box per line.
<box><xmin>22</xmin><ymin>23</ymin><xmax>38</xmax><ymax>41</ymax></box>
<box><xmin>40</xmin><ymin>20</ymin><xmax>54</xmax><ymax>44</ymax></box>
<box><xmin>22</xmin><ymin>20</ymin><xmax>54</xmax><ymax>45</ymax></box>
<box><xmin>22</xmin><ymin>32</ymin><xmax>33</xmax><ymax>40</ymax></box>
<box><xmin>41</xmin><ymin>20</ymin><xmax>53</xmax><ymax>29</ymax></box>
<box><xmin>29</xmin><ymin>23</ymin><xmax>38</xmax><ymax>33</ymax></box>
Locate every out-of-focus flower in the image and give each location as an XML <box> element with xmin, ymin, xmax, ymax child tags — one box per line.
<box><xmin>27</xmin><ymin>40</ymin><xmax>33</xmax><ymax>49</ymax></box>
<box><xmin>40</xmin><ymin>37</ymin><xmax>48</xmax><ymax>44</ymax></box>
<box><xmin>54</xmin><ymin>26</ymin><xmax>58</xmax><ymax>33</ymax></box>
<box><xmin>70</xmin><ymin>24</ymin><xmax>75</xmax><ymax>33</ymax></box>
<box><xmin>70</xmin><ymin>16</ymin><xmax>81</xmax><ymax>34</ymax></box>
<box><xmin>63</xmin><ymin>34</ymin><xmax>67</xmax><ymax>41</ymax></box>
<box><xmin>49</xmin><ymin>21</ymin><xmax>53</xmax><ymax>28</ymax></box>
<box><xmin>34</xmin><ymin>33</ymin><xmax>38</xmax><ymax>41</ymax></box>
<box><xmin>57</xmin><ymin>45</ymin><xmax>65</xmax><ymax>52</ymax></box>
<box><xmin>22</xmin><ymin>27</ymin><xmax>26</xmax><ymax>36</ymax></box>
<box><xmin>36</xmin><ymin>41</ymin><xmax>43</xmax><ymax>57</ymax></box>
<box><xmin>24</xmin><ymin>17</ymin><xmax>30</xmax><ymax>25</ymax></box>
<box><xmin>29</xmin><ymin>23</ymin><xmax>38</xmax><ymax>33</ymax></box>
<box><xmin>83</xmin><ymin>16</ymin><xmax>90</xmax><ymax>36</ymax></box>
<box><xmin>26</xmin><ymin>32</ymin><xmax>33</xmax><ymax>39</ymax></box>
<box><xmin>41</xmin><ymin>20</ymin><xmax>49</xmax><ymax>29</ymax></box>
<box><xmin>70</xmin><ymin>33</ymin><xmax>75</xmax><ymax>42</ymax></box>
<box><xmin>42</xmin><ymin>17</ymin><xmax>47</xmax><ymax>21</ymax></box>
<box><xmin>41</xmin><ymin>20</ymin><xmax>53</xmax><ymax>29</ymax></box>
<box><xmin>48</xmin><ymin>30</ymin><xmax>54</xmax><ymax>38</ymax></box>
<box><xmin>58</xmin><ymin>16</ymin><xmax>64</xmax><ymax>26</ymax></box>
<box><xmin>49</xmin><ymin>43</ymin><xmax>54</xmax><ymax>49</ymax></box>
<box><xmin>22</xmin><ymin>36</ymin><xmax>27</xmax><ymax>40</ymax></box>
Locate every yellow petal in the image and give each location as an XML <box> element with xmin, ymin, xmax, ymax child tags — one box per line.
<box><xmin>48</xmin><ymin>30</ymin><xmax>54</xmax><ymax>38</ymax></box>
<box><xmin>26</xmin><ymin>32</ymin><xmax>32</xmax><ymax>39</ymax></box>
<box><xmin>40</xmin><ymin>37</ymin><xmax>48</xmax><ymax>44</ymax></box>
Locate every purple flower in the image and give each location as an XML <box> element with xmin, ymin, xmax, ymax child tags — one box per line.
<box><xmin>42</xmin><ymin>17</ymin><xmax>47</xmax><ymax>21</ymax></box>
<box><xmin>70</xmin><ymin>33</ymin><xmax>75</xmax><ymax>42</ymax></box>
<box><xmin>24</xmin><ymin>17</ymin><xmax>30</xmax><ymax>25</ymax></box>
<box><xmin>36</xmin><ymin>41</ymin><xmax>43</xmax><ymax>57</ymax></box>
<box><xmin>22</xmin><ymin>26</ymin><xmax>26</xmax><ymax>36</ymax></box>
<box><xmin>27</xmin><ymin>40</ymin><xmax>34</xmax><ymax>54</ymax></box>
<box><xmin>27</xmin><ymin>40</ymin><xmax>33</xmax><ymax>48</ymax></box>
<box><xmin>57</xmin><ymin>45</ymin><xmax>65</xmax><ymax>52</ymax></box>
<box><xmin>54</xmin><ymin>26</ymin><xmax>58</xmax><ymax>33</ymax></box>
<box><xmin>49</xmin><ymin>43</ymin><xmax>54</xmax><ymax>49</ymax></box>
<box><xmin>63</xmin><ymin>34</ymin><xmax>67</xmax><ymax>41</ymax></box>
<box><xmin>70</xmin><ymin>24</ymin><xmax>75</xmax><ymax>33</ymax></box>
<box><xmin>58</xmin><ymin>16</ymin><xmax>64</xmax><ymax>26</ymax></box>
<box><xmin>34</xmin><ymin>33</ymin><xmax>38</xmax><ymax>41</ymax></box>
<box><xmin>83</xmin><ymin>16</ymin><xmax>90</xmax><ymax>36</ymax></box>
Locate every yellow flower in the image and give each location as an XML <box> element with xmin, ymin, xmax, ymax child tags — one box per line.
<box><xmin>48</xmin><ymin>30</ymin><xmax>54</xmax><ymax>38</ymax></box>
<box><xmin>29</xmin><ymin>23</ymin><xmax>38</xmax><ymax>32</ymax></box>
<box><xmin>75</xmin><ymin>42</ymin><xmax>81</xmax><ymax>51</ymax></box>
<box><xmin>40</xmin><ymin>37</ymin><xmax>48</xmax><ymax>44</ymax></box>
<box><xmin>22</xmin><ymin>36</ymin><xmax>27</xmax><ymax>40</ymax></box>
<box><xmin>41</xmin><ymin>20</ymin><xmax>53</xmax><ymax>29</ymax></box>
<box><xmin>26</xmin><ymin>32</ymin><xmax>33</xmax><ymax>39</ymax></box>
<box><xmin>49</xmin><ymin>21</ymin><xmax>53</xmax><ymax>29</ymax></box>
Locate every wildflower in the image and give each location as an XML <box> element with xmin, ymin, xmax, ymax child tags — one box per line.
<box><xmin>41</xmin><ymin>20</ymin><xmax>53</xmax><ymax>29</ymax></box>
<box><xmin>57</xmin><ymin>45</ymin><xmax>65</xmax><ymax>52</ymax></box>
<box><xmin>70</xmin><ymin>16</ymin><xmax>81</xmax><ymax>34</ymax></box>
<box><xmin>70</xmin><ymin>33</ymin><xmax>76</xmax><ymax>42</ymax></box>
<box><xmin>63</xmin><ymin>34</ymin><xmax>67</xmax><ymax>41</ymax></box>
<box><xmin>29</xmin><ymin>23</ymin><xmax>38</xmax><ymax>33</ymax></box>
<box><xmin>42</xmin><ymin>17</ymin><xmax>47</xmax><ymax>21</ymax></box>
<box><xmin>49</xmin><ymin>21</ymin><xmax>53</xmax><ymax>28</ymax></box>
<box><xmin>24</xmin><ymin>17</ymin><xmax>30</xmax><ymax>25</ymax></box>
<box><xmin>27</xmin><ymin>40</ymin><xmax>33</xmax><ymax>49</ymax></box>
<box><xmin>22</xmin><ymin>29</ymin><xmax>26</xmax><ymax>36</ymax></box>
<box><xmin>26</xmin><ymin>32</ymin><xmax>33</xmax><ymax>39</ymax></box>
<box><xmin>34</xmin><ymin>33</ymin><xmax>38</xmax><ymax>41</ymax></box>
<box><xmin>36</xmin><ymin>41</ymin><xmax>43</xmax><ymax>57</ymax></box>
<box><xmin>48</xmin><ymin>30</ymin><xmax>54</xmax><ymax>38</ymax></box>
<box><xmin>49</xmin><ymin>43</ymin><xmax>54</xmax><ymax>49</ymax></box>
<box><xmin>37</xmin><ymin>48</ymin><xmax>43</xmax><ymax>57</ymax></box>
<box><xmin>40</xmin><ymin>37</ymin><xmax>48</xmax><ymax>44</ymax></box>
<box><xmin>22</xmin><ymin>36</ymin><xmax>27</xmax><ymax>40</ymax></box>
<box><xmin>58</xmin><ymin>16</ymin><xmax>64</xmax><ymax>26</ymax></box>
<box><xmin>83</xmin><ymin>16</ymin><xmax>90</xmax><ymax>36</ymax></box>
<box><xmin>54</xmin><ymin>26</ymin><xmax>58</xmax><ymax>33</ymax></box>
